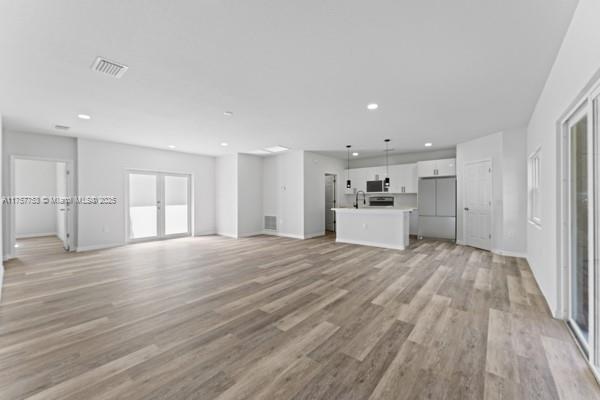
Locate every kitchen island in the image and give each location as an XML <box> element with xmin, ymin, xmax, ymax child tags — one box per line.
<box><xmin>332</xmin><ymin>208</ymin><xmax>414</xmax><ymax>250</ymax></box>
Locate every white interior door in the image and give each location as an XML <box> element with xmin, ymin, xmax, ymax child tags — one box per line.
<box><xmin>55</xmin><ymin>162</ymin><xmax>69</xmax><ymax>250</ymax></box>
<box><xmin>463</xmin><ymin>160</ymin><xmax>492</xmax><ymax>250</ymax></box>
<box><xmin>325</xmin><ymin>174</ymin><xmax>336</xmax><ymax>232</ymax></box>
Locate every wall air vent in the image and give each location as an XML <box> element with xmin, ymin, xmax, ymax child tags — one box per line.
<box><xmin>91</xmin><ymin>56</ymin><xmax>128</xmax><ymax>79</ymax></box>
<box><xmin>54</xmin><ymin>125</ymin><xmax>70</xmax><ymax>130</ymax></box>
<box><xmin>264</xmin><ymin>216</ymin><xmax>277</xmax><ymax>231</ymax></box>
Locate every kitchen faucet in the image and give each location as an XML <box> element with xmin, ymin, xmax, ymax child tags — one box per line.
<box><xmin>354</xmin><ymin>190</ymin><xmax>366</xmax><ymax>209</ymax></box>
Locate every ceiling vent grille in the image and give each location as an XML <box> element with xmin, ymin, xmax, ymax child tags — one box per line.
<box><xmin>91</xmin><ymin>57</ymin><xmax>128</xmax><ymax>79</ymax></box>
<box><xmin>54</xmin><ymin>125</ymin><xmax>70</xmax><ymax>130</ymax></box>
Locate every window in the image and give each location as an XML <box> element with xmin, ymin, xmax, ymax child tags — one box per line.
<box><xmin>528</xmin><ymin>148</ymin><xmax>541</xmax><ymax>226</ymax></box>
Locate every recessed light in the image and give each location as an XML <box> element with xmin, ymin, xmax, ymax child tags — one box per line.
<box><xmin>220</xmin><ymin>142</ymin><xmax>229</xmax><ymax>147</ymax></box>
<box><xmin>168</xmin><ymin>145</ymin><xmax>176</xmax><ymax>149</ymax></box>
<box><xmin>264</xmin><ymin>145</ymin><xmax>289</xmax><ymax>153</ymax></box>
<box><xmin>224</xmin><ymin>111</ymin><xmax>233</xmax><ymax>117</ymax></box>
<box><xmin>14</xmin><ymin>244</ymin><xmax>19</xmax><ymax>248</ymax></box>
<box><xmin>424</xmin><ymin>142</ymin><xmax>433</xmax><ymax>147</ymax></box>
<box><xmin>352</xmin><ymin>152</ymin><xmax>359</xmax><ymax>156</ymax></box>
<box><xmin>367</xmin><ymin>103</ymin><xmax>379</xmax><ymax>110</ymax></box>
<box><xmin>77</xmin><ymin>114</ymin><xmax>91</xmax><ymax>120</ymax></box>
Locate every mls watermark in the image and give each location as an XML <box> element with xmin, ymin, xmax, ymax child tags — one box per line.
<box><xmin>2</xmin><ymin>196</ymin><xmax>117</xmax><ymax>205</ymax></box>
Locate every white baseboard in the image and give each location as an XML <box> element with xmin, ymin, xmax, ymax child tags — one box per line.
<box><xmin>238</xmin><ymin>231</ymin><xmax>264</xmax><ymax>238</ymax></box>
<box><xmin>336</xmin><ymin>237</ymin><xmax>405</xmax><ymax>251</ymax></box>
<box><xmin>217</xmin><ymin>232</ymin><xmax>239</xmax><ymax>239</ymax></box>
<box><xmin>303</xmin><ymin>231</ymin><xmax>325</xmax><ymax>239</ymax></box>
<box><xmin>16</xmin><ymin>232</ymin><xmax>57</xmax><ymax>239</ymax></box>
<box><xmin>194</xmin><ymin>230</ymin><xmax>217</xmax><ymax>236</ymax></box>
<box><xmin>76</xmin><ymin>242</ymin><xmax>123</xmax><ymax>252</ymax></box>
<box><xmin>492</xmin><ymin>248</ymin><xmax>527</xmax><ymax>258</ymax></box>
<box><xmin>262</xmin><ymin>231</ymin><xmax>304</xmax><ymax>240</ymax></box>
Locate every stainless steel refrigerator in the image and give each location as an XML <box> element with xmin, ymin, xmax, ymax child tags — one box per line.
<box><xmin>418</xmin><ymin>177</ymin><xmax>456</xmax><ymax>240</ymax></box>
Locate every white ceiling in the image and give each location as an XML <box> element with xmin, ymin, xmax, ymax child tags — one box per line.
<box><xmin>0</xmin><ymin>0</ymin><xmax>578</xmax><ymax>157</ymax></box>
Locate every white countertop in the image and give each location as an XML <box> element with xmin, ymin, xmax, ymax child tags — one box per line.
<box><xmin>332</xmin><ymin>207</ymin><xmax>415</xmax><ymax>214</ymax></box>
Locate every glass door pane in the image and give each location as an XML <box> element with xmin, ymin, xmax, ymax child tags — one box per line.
<box><xmin>570</xmin><ymin>114</ymin><xmax>590</xmax><ymax>343</ymax></box>
<box><xmin>164</xmin><ymin>175</ymin><xmax>189</xmax><ymax>235</ymax></box>
<box><xmin>129</xmin><ymin>173</ymin><xmax>158</xmax><ymax>239</ymax></box>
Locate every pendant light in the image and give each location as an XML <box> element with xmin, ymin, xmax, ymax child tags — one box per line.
<box><xmin>384</xmin><ymin>139</ymin><xmax>391</xmax><ymax>188</ymax></box>
<box><xmin>346</xmin><ymin>145</ymin><xmax>352</xmax><ymax>189</ymax></box>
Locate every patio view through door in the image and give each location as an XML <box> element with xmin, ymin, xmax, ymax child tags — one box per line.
<box><xmin>128</xmin><ymin>171</ymin><xmax>191</xmax><ymax>241</ymax></box>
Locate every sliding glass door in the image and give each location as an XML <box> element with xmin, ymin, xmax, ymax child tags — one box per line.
<box><xmin>128</xmin><ymin>172</ymin><xmax>191</xmax><ymax>242</ymax></box>
<box><xmin>567</xmin><ymin>106</ymin><xmax>592</xmax><ymax>351</ymax></box>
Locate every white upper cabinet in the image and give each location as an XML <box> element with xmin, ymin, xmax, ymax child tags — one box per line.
<box><xmin>346</xmin><ymin>163</ymin><xmax>417</xmax><ymax>194</ymax></box>
<box><xmin>436</xmin><ymin>158</ymin><xmax>456</xmax><ymax>176</ymax></box>
<box><xmin>388</xmin><ymin>164</ymin><xmax>417</xmax><ymax>193</ymax></box>
<box><xmin>417</xmin><ymin>158</ymin><xmax>456</xmax><ymax>177</ymax></box>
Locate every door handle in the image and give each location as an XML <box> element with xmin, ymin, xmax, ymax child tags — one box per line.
<box><xmin>464</xmin><ymin>207</ymin><xmax>469</xmax><ymax>211</ymax></box>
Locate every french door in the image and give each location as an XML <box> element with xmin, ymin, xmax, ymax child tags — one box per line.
<box><xmin>563</xmin><ymin>84</ymin><xmax>600</xmax><ymax>374</ymax></box>
<box><xmin>127</xmin><ymin>171</ymin><xmax>191</xmax><ymax>241</ymax></box>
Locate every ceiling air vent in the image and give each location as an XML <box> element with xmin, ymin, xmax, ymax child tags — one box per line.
<box><xmin>54</xmin><ymin>125</ymin><xmax>70</xmax><ymax>130</ymax></box>
<box><xmin>91</xmin><ymin>56</ymin><xmax>128</xmax><ymax>79</ymax></box>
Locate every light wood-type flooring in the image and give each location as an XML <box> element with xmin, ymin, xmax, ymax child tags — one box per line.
<box><xmin>1</xmin><ymin>234</ymin><xmax>599</xmax><ymax>399</ymax></box>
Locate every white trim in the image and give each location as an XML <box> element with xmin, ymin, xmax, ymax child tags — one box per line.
<box><xmin>238</xmin><ymin>231</ymin><xmax>264</xmax><ymax>238</ymax></box>
<box><xmin>303</xmin><ymin>231</ymin><xmax>325</xmax><ymax>239</ymax></box>
<box><xmin>491</xmin><ymin>248</ymin><xmax>527</xmax><ymax>258</ymax></box>
<box><xmin>194</xmin><ymin>230</ymin><xmax>217</xmax><ymax>237</ymax></box>
<box><xmin>217</xmin><ymin>232</ymin><xmax>239</xmax><ymax>239</ymax></box>
<box><xmin>16</xmin><ymin>232</ymin><xmax>57</xmax><ymax>239</ymax></box>
<box><xmin>335</xmin><ymin>237</ymin><xmax>405</xmax><ymax>251</ymax></box>
<box><xmin>76</xmin><ymin>242</ymin><xmax>123</xmax><ymax>252</ymax></box>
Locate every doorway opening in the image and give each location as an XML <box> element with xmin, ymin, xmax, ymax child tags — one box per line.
<box><xmin>325</xmin><ymin>173</ymin><xmax>337</xmax><ymax>234</ymax></box>
<box><xmin>9</xmin><ymin>157</ymin><xmax>73</xmax><ymax>257</ymax></box>
<box><xmin>127</xmin><ymin>171</ymin><xmax>192</xmax><ymax>242</ymax></box>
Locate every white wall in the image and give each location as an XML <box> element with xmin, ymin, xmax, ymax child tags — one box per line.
<box><xmin>237</xmin><ymin>154</ymin><xmax>263</xmax><ymax>237</ymax></box>
<box><xmin>501</xmin><ymin>128</ymin><xmax>527</xmax><ymax>254</ymax></box>
<box><xmin>215</xmin><ymin>155</ymin><xmax>237</xmax><ymax>238</ymax></box>
<box><xmin>262</xmin><ymin>151</ymin><xmax>305</xmax><ymax>238</ymax></box>
<box><xmin>77</xmin><ymin>138</ymin><xmax>215</xmax><ymax>250</ymax></box>
<box><xmin>456</xmin><ymin>131</ymin><xmax>504</xmax><ymax>250</ymax></box>
<box><xmin>14</xmin><ymin>159</ymin><xmax>58</xmax><ymax>237</ymax></box>
<box><xmin>526</xmin><ymin>0</ymin><xmax>600</xmax><ymax>316</ymax></box>
<box><xmin>2</xmin><ymin>130</ymin><xmax>77</xmax><ymax>257</ymax></box>
<box><xmin>303</xmin><ymin>152</ymin><xmax>347</xmax><ymax>237</ymax></box>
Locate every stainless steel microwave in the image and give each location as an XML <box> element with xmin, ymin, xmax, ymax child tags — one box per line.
<box><xmin>366</xmin><ymin>180</ymin><xmax>387</xmax><ymax>193</ymax></box>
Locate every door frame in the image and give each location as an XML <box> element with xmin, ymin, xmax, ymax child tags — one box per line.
<box><xmin>324</xmin><ymin>173</ymin><xmax>337</xmax><ymax>232</ymax></box>
<box><xmin>462</xmin><ymin>158</ymin><xmax>493</xmax><ymax>251</ymax></box>
<box><xmin>7</xmin><ymin>155</ymin><xmax>75</xmax><ymax>258</ymax></box>
<box><xmin>125</xmin><ymin>169</ymin><xmax>192</xmax><ymax>243</ymax></box>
